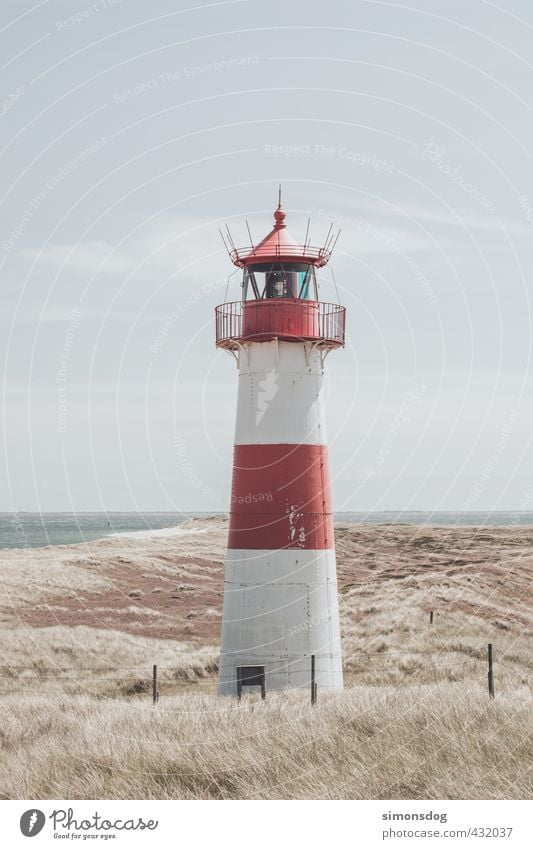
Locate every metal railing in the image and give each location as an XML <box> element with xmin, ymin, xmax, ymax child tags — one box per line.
<box><xmin>215</xmin><ymin>300</ymin><xmax>346</xmax><ymax>347</ymax></box>
<box><xmin>216</xmin><ymin>300</ymin><xmax>243</xmax><ymax>344</ymax></box>
<box><xmin>230</xmin><ymin>243</ymin><xmax>332</xmax><ymax>267</ymax></box>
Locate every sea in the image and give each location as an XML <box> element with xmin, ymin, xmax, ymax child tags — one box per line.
<box><xmin>1</xmin><ymin>510</ymin><xmax>533</xmax><ymax>549</ymax></box>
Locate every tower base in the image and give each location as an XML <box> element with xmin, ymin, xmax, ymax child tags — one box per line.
<box><xmin>218</xmin><ymin>548</ymin><xmax>343</xmax><ymax>696</ymax></box>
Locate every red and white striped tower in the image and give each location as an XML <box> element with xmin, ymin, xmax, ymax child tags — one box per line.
<box><xmin>215</xmin><ymin>196</ymin><xmax>345</xmax><ymax>696</ymax></box>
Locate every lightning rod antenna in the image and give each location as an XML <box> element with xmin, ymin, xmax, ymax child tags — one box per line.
<box><xmin>303</xmin><ymin>217</ymin><xmax>310</xmax><ymax>253</ymax></box>
<box><xmin>245</xmin><ymin>219</ymin><xmax>254</xmax><ymax>250</ymax></box>
<box><xmin>219</xmin><ymin>227</ymin><xmax>230</xmax><ymax>255</ymax></box>
<box><xmin>225</xmin><ymin>224</ymin><xmax>237</xmax><ymax>252</ymax></box>
<box><xmin>323</xmin><ymin>223</ymin><xmax>334</xmax><ymax>252</ymax></box>
<box><xmin>329</xmin><ymin>228</ymin><xmax>342</xmax><ymax>256</ymax></box>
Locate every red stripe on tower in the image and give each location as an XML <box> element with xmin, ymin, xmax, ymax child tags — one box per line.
<box><xmin>228</xmin><ymin>443</ymin><xmax>333</xmax><ymax>550</ymax></box>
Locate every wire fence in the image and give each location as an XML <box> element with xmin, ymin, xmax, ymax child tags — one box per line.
<box><xmin>0</xmin><ymin>644</ymin><xmax>530</xmax><ymax>705</ymax></box>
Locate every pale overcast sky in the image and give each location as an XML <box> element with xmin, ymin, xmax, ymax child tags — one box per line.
<box><xmin>1</xmin><ymin>0</ymin><xmax>533</xmax><ymax>512</ymax></box>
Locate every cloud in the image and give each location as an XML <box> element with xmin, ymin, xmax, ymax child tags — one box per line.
<box><xmin>367</xmin><ymin>200</ymin><xmax>533</xmax><ymax>236</ymax></box>
<box><xmin>20</xmin><ymin>215</ymin><xmax>228</xmax><ymax>285</ymax></box>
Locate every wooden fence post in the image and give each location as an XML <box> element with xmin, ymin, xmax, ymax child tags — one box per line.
<box><xmin>311</xmin><ymin>654</ymin><xmax>317</xmax><ymax>705</ymax></box>
<box><xmin>152</xmin><ymin>664</ymin><xmax>158</xmax><ymax>705</ymax></box>
<box><xmin>488</xmin><ymin>644</ymin><xmax>494</xmax><ymax>698</ymax></box>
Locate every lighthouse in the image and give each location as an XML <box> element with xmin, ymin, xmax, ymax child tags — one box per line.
<box><xmin>215</xmin><ymin>195</ymin><xmax>345</xmax><ymax>696</ymax></box>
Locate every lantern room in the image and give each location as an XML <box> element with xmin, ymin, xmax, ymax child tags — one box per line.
<box><xmin>215</xmin><ymin>196</ymin><xmax>346</xmax><ymax>350</ymax></box>
<box><xmin>242</xmin><ymin>262</ymin><xmax>318</xmax><ymax>301</ymax></box>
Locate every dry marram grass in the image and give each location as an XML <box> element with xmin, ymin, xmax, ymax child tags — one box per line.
<box><xmin>0</xmin><ymin>686</ymin><xmax>530</xmax><ymax>800</ymax></box>
<box><xmin>0</xmin><ymin>518</ymin><xmax>531</xmax><ymax>799</ymax></box>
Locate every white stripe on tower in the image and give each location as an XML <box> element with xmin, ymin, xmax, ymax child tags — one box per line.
<box><xmin>234</xmin><ymin>340</ymin><xmax>326</xmax><ymax>445</ymax></box>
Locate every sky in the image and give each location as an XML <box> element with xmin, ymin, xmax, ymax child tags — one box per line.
<box><xmin>1</xmin><ymin>0</ymin><xmax>533</xmax><ymax>513</ymax></box>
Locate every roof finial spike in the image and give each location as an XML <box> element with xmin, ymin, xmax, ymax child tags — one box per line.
<box><xmin>274</xmin><ymin>184</ymin><xmax>286</xmax><ymax>229</ymax></box>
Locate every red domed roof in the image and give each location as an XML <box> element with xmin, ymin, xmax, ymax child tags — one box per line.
<box><xmin>226</xmin><ymin>201</ymin><xmax>337</xmax><ymax>268</ymax></box>
<box><xmin>242</xmin><ymin>205</ymin><xmax>302</xmax><ymax>263</ymax></box>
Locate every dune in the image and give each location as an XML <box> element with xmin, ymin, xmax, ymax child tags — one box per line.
<box><xmin>0</xmin><ymin>516</ymin><xmax>531</xmax><ymax>799</ymax></box>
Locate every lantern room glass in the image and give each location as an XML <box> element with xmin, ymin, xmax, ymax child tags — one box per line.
<box><xmin>242</xmin><ymin>263</ymin><xmax>318</xmax><ymax>301</ymax></box>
